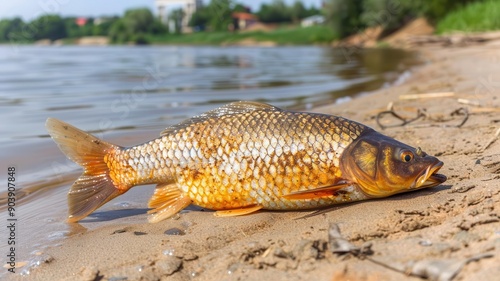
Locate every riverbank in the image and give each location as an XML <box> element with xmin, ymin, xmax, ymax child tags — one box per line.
<box><xmin>27</xmin><ymin>25</ymin><xmax>337</xmax><ymax>47</ymax></box>
<box><xmin>17</xmin><ymin>42</ymin><xmax>500</xmax><ymax>281</ymax></box>
<box><xmin>148</xmin><ymin>25</ymin><xmax>336</xmax><ymax>46</ymax></box>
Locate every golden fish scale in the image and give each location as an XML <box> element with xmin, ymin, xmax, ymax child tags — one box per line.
<box><xmin>108</xmin><ymin>110</ymin><xmax>368</xmax><ymax>210</ymax></box>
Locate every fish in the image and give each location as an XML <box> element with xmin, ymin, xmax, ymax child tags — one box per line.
<box><xmin>45</xmin><ymin>101</ymin><xmax>447</xmax><ymax>223</ymax></box>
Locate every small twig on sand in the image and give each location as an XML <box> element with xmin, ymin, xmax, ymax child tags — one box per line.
<box><xmin>450</xmin><ymin>108</ymin><xmax>469</xmax><ymax>127</ymax></box>
<box><xmin>399</xmin><ymin>92</ymin><xmax>455</xmax><ymax>100</ymax></box>
<box><xmin>469</xmin><ymin>107</ymin><xmax>500</xmax><ymax>114</ymax></box>
<box><xmin>457</xmin><ymin>98</ymin><xmax>481</xmax><ymax>106</ymax></box>
<box><xmin>482</xmin><ymin>127</ymin><xmax>500</xmax><ymax>151</ymax></box>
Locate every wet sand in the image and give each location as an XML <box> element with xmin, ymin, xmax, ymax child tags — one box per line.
<box><xmin>20</xmin><ymin>44</ymin><xmax>500</xmax><ymax>281</ymax></box>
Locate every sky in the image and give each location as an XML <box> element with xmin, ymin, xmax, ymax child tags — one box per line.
<box><xmin>0</xmin><ymin>0</ymin><xmax>323</xmax><ymax>21</ymax></box>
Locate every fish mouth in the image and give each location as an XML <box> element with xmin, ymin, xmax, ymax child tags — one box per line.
<box><xmin>415</xmin><ymin>161</ymin><xmax>447</xmax><ymax>188</ymax></box>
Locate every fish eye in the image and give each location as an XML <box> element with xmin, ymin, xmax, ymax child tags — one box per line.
<box><xmin>401</xmin><ymin>151</ymin><xmax>414</xmax><ymax>162</ymax></box>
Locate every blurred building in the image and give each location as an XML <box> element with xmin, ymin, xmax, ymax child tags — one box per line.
<box><xmin>232</xmin><ymin>12</ymin><xmax>258</xmax><ymax>31</ymax></box>
<box><xmin>155</xmin><ymin>0</ymin><xmax>202</xmax><ymax>33</ymax></box>
<box><xmin>301</xmin><ymin>15</ymin><xmax>325</xmax><ymax>27</ymax></box>
<box><xmin>75</xmin><ymin>17</ymin><xmax>87</xmax><ymax>27</ymax></box>
<box><xmin>94</xmin><ymin>17</ymin><xmax>115</xmax><ymax>25</ymax></box>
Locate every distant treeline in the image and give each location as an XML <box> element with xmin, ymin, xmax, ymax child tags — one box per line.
<box><xmin>0</xmin><ymin>0</ymin><xmax>492</xmax><ymax>45</ymax></box>
<box><xmin>0</xmin><ymin>0</ymin><xmax>320</xmax><ymax>44</ymax></box>
<box><xmin>0</xmin><ymin>9</ymin><xmax>165</xmax><ymax>44</ymax></box>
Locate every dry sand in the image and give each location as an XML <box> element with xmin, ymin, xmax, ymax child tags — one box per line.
<box><xmin>21</xmin><ymin>44</ymin><xmax>500</xmax><ymax>281</ymax></box>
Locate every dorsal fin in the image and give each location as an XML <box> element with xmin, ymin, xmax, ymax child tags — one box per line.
<box><xmin>160</xmin><ymin>101</ymin><xmax>280</xmax><ymax>136</ymax></box>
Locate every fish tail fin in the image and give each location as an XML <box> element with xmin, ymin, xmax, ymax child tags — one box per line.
<box><xmin>45</xmin><ymin>118</ymin><xmax>125</xmax><ymax>223</ymax></box>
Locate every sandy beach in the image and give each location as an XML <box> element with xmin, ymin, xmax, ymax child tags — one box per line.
<box><xmin>18</xmin><ymin>42</ymin><xmax>500</xmax><ymax>281</ymax></box>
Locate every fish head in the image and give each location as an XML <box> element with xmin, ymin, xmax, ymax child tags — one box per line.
<box><xmin>341</xmin><ymin>130</ymin><xmax>447</xmax><ymax>197</ymax></box>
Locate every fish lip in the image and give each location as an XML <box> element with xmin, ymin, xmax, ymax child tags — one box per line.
<box><xmin>416</xmin><ymin>161</ymin><xmax>447</xmax><ymax>188</ymax></box>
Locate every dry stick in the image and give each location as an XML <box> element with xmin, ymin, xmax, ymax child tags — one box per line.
<box><xmin>469</xmin><ymin>107</ymin><xmax>500</xmax><ymax>113</ymax></box>
<box><xmin>399</xmin><ymin>92</ymin><xmax>455</xmax><ymax>100</ymax></box>
<box><xmin>457</xmin><ymin>98</ymin><xmax>481</xmax><ymax>106</ymax></box>
<box><xmin>363</xmin><ymin>256</ymin><xmax>407</xmax><ymax>274</ymax></box>
<box><xmin>451</xmin><ymin>98</ymin><xmax>500</xmax><ymax>112</ymax></box>
<box><xmin>482</xmin><ymin>127</ymin><xmax>500</xmax><ymax>151</ymax></box>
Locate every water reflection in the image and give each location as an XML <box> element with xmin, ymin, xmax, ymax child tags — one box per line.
<box><xmin>327</xmin><ymin>48</ymin><xmax>417</xmax><ymax>77</ymax></box>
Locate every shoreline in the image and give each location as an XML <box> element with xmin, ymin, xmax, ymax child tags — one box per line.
<box><xmin>17</xmin><ymin>43</ymin><xmax>500</xmax><ymax>280</ymax></box>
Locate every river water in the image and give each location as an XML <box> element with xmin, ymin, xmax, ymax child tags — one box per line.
<box><xmin>0</xmin><ymin>45</ymin><xmax>418</xmax><ymax>276</ymax></box>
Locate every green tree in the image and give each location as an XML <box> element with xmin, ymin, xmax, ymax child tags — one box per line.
<box><xmin>207</xmin><ymin>0</ymin><xmax>234</xmax><ymax>31</ymax></box>
<box><xmin>0</xmin><ymin>18</ymin><xmax>28</xmax><ymax>42</ymax></box>
<box><xmin>306</xmin><ymin>5</ymin><xmax>321</xmax><ymax>17</ymax></box>
<box><xmin>30</xmin><ymin>14</ymin><xmax>67</xmax><ymax>41</ymax></box>
<box><xmin>257</xmin><ymin>0</ymin><xmax>291</xmax><ymax>23</ymax></box>
<box><xmin>324</xmin><ymin>0</ymin><xmax>365</xmax><ymax>38</ymax></box>
<box><xmin>290</xmin><ymin>1</ymin><xmax>307</xmax><ymax>23</ymax></box>
<box><xmin>109</xmin><ymin>8</ymin><xmax>166</xmax><ymax>43</ymax></box>
<box><xmin>169</xmin><ymin>8</ymin><xmax>184</xmax><ymax>34</ymax></box>
<box><xmin>189</xmin><ymin>0</ymin><xmax>248</xmax><ymax>31</ymax></box>
<box><xmin>189</xmin><ymin>7</ymin><xmax>210</xmax><ymax>29</ymax></box>
<box><xmin>64</xmin><ymin>17</ymin><xmax>81</xmax><ymax>38</ymax></box>
<box><xmin>64</xmin><ymin>16</ymin><xmax>121</xmax><ymax>38</ymax></box>
<box><xmin>361</xmin><ymin>0</ymin><xmax>423</xmax><ymax>32</ymax></box>
<box><xmin>0</xmin><ymin>20</ymin><xmax>9</xmax><ymax>41</ymax></box>
<box><xmin>109</xmin><ymin>19</ymin><xmax>129</xmax><ymax>43</ymax></box>
<box><xmin>233</xmin><ymin>3</ymin><xmax>249</xmax><ymax>13</ymax></box>
<box><xmin>422</xmin><ymin>0</ymin><xmax>483</xmax><ymax>22</ymax></box>
<box><xmin>92</xmin><ymin>17</ymin><xmax>120</xmax><ymax>36</ymax></box>
<box><xmin>123</xmin><ymin>8</ymin><xmax>156</xmax><ymax>33</ymax></box>
<box><xmin>81</xmin><ymin>18</ymin><xmax>96</xmax><ymax>36</ymax></box>
<box><xmin>92</xmin><ymin>23</ymin><xmax>105</xmax><ymax>36</ymax></box>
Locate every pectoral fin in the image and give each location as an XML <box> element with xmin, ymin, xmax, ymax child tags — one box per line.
<box><xmin>281</xmin><ymin>182</ymin><xmax>351</xmax><ymax>200</ymax></box>
<box><xmin>214</xmin><ymin>205</ymin><xmax>263</xmax><ymax>217</ymax></box>
<box><xmin>147</xmin><ymin>183</ymin><xmax>192</xmax><ymax>223</ymax></box>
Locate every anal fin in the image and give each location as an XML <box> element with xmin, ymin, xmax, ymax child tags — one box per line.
<box><xmin>214</xmin><ymin>205</ymin><xmax>263</xmax><ymax>217</ymax></box>
<box><xmin>147</xmin><ymin>183</ymin><xmax>192</xmax><ymax>223</ymax></box>
<box><xmin>281</xmin><ymin>183</ymin><xmax>350</xmax><ymax>200</ymax></box>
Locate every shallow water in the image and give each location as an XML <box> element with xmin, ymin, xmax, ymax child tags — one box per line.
<box><xmin>0</xmin><ymin>45</ymin><xmax>418</xmax><ymax>276</ymax></box>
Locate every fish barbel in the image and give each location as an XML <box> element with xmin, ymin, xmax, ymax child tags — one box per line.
<box><xmin>46</xmin><ymin>101</ymin><xmax>446</xmax><ymax>223</ymax></box>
